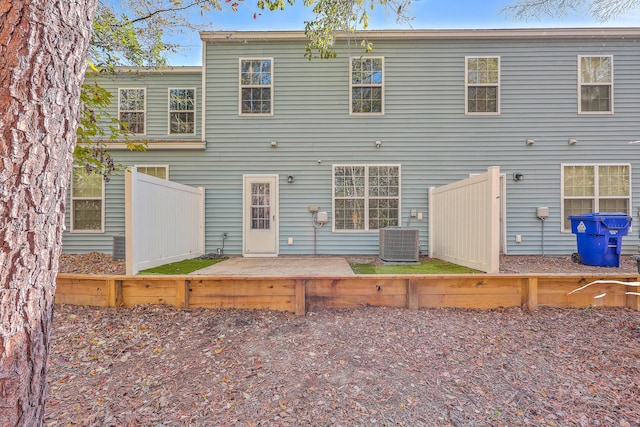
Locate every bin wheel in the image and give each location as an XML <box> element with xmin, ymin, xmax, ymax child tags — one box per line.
<box><xmin>571</xmin><ymin>252</ymin><xmax>582</xmax><ymax>264</ymax></box>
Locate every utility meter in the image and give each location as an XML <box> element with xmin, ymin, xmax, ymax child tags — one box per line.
<box><xmin>537</xmin><ymin>207</ymin><xmax>549</xmax><ymax>220</ymax></box>
<box><xmin>316</xmin><ymin>211</ymin><xmax>328</xmax><ymax>224</ymax></box>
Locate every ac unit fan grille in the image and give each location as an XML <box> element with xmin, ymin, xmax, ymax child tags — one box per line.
<box><xmin>379</xmin><ymin>227</ymin><xmax>419</xmax><ymax>262</ymax></box>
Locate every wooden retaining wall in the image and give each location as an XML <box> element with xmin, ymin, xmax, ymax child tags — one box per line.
<box><xmin>56</xmin><ymin>274</ymin><xmax>640</xmax><ymax>314</ymax></box>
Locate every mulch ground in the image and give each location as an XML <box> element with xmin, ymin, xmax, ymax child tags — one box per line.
<box><xmin>45</xmin><ymin>304</ymin><xmax>639</xmax><ymax>426</ymax></box>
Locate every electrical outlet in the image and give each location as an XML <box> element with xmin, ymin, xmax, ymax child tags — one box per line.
<box><xmin>515</xmin><ymin>235</ymin><xmax>522</xmax><ymax>243</ymax></box>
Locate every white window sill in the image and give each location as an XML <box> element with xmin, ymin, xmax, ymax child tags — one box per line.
<box><xmin>99</xmin><ymin>140</ymin><xmax>206</xmax><ymax>150</ymax></box>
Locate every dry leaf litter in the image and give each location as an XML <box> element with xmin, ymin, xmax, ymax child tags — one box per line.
<box><xmin>47</xmin><ymin>305</ymin><xmax>639</xmax><ymax>426</ymax></box>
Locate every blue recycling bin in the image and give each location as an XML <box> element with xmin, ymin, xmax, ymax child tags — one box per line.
<box><xmin>568</xmin><ymin>212</ymin><xmax>632</xmax><ymax>267</ymax></box>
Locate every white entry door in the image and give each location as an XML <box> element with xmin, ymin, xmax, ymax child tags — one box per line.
<box><xmin>243</xmin><ymin>175</ymin><xmax>279</xmax><ymax>257</ymax></box>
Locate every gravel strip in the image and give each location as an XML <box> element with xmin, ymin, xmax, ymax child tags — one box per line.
<box><xmin>59</xmin><ymin>252</ymin><xmax>640</xmax><ymax>276</ymax></box>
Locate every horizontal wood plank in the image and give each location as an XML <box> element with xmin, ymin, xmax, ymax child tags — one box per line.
<box><xmin>190</xmin><ymin>295</ymin><xmax>295</xmax><ymax>311</ymax></box>
<box><xmin>307</xmin><ymin>294</ymin><xmax>407</xmax><ymax>310</ymax></box>
<box><xmin>55</xmin><ymin>293</ymin><xmax>109</xmax><ymax>307</ymax></box>
<box><xmin>121</xmin><ymin>296</ymin><xmax>176</xmax><ymax>307</ymax></box>
<box><xmin>306</xmin><ymin>278</ymin><xmax>407</xmax><ymax>296</ymax></box>
<box><xmin>190</xmin><ymin>279</ymin><xmax>296</xmax><ymax>297</ymax></box>
<box><xmin>418</xmin><ymin>293</ymin><xmax>523</xmax><ymax>309</ymax></box>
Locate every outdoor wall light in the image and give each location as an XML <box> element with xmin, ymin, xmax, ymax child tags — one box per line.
<box><xmin>526</xmin><ymin>139</ymin><xmax>535</xmax><ymax>146</ymax></box>
<box><xmin>568</xmin><ymin>138</ymin><xmax>577</xmax><ymax>145</ymax></box>
<box><xmin>287</xmin><ymin>175</ymin><xmax>294</xmax><ymax>183</ymax></box>
<box><xmin>271</xmin><ymin>140</ymin><xmax>278</xmax><ymax>148</ymax></box>
<box><xmin>375</xmin><ymin>140</ymin><xmax>382</xmax><ymax>149</ymax></box>
<box><xmin>513</xmin><ymin>173</ymin><xmax>524</xmax><ymax>181</ymax></box>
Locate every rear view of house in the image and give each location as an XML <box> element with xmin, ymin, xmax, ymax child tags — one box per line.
<box><xmin>63</xmin><ymin>28</ymin><xmax>640</xmax><ymax>262</ymax></box>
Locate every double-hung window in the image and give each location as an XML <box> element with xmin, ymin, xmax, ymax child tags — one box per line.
<box><xmin>465</xmin><ymin>56</ymin><xmax>500</xmax><ymax>114</ymax></box>
<box><xmin>71</xmin><ymin>168</ymin><xmax>104</xmax><ymax>232</ymax></box>
<box><xmin>119</xmin><ymin>88</ymin><xmax>146</xmax><ymax>134</ymax></box>
<box><xmin>136</xmin><ymin>165</ymin><xmax>169</xmax><ymax>180</ymax></box>
<box><xmin>562</xmin><ymin>164</ymin><xmax>630</xmax><ymax>231</ymax></box>
<box><xmin>578</xmin><ymin>56</ymin><xmax>613</xmax><ymax>114</ymax></box>
<box><xmin>333</xmin><ymin>165</ymin><xmax>400</xmax><ymax>231</ymax></box>
<box><xmin>239</xmin><ymin>58</ymin><xmax>273</xmax><ymax>115</ymax></box>
<box><xmin>169</xmin><ymin>88</ymin><xmax>196</xmax><ymax>134</ymax></box>
<box><xmin>350</xmin><ymin>57</ymin><xmax>384</xmax><ymax>114</ymax></box>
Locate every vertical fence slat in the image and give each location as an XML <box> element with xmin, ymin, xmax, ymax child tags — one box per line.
<box><xmin>429</xmin><ymin>167</ymin><xmax>500</xmax><ymax>273</ymax></box>
<box><xmin>126</xmin><ymin>167</ymin><xmax>204</xmax><ymax>274</ymax></box>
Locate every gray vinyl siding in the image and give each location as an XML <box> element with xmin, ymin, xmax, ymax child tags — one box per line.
<box><xmin>63</xmin><ymin>32</ymin><xmax>640</xmax><ymax>257</ymax></box>
<box><xmin>87</xmin><ymin>69</ymin><xmax>202</xmax><ymax>141</ymax></box>
<box><xmin>200</xmin><ymin>36</ymin><xmax>640</xmax><ymax>256</ymax></box>
<box><xmin>62</xmin><ymin>69</ymin><xmax>203</xmax><ymax>253</ymax></box>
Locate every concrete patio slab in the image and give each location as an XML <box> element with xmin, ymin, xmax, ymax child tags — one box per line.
<box><xmin>191</xmin><ymin>256</ymin><xmax>355</xmax><ymax>276</ymax></box>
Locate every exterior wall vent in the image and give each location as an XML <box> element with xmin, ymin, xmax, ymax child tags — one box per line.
<box><xmin>379</xmin><ymin>227</ymin><xmax>419</xmax><ymax>262</ymax></box>
<box><xmin>112</xmin><ymin>235</ymin><xmax>126</xmax><ymax>261</ymax></box>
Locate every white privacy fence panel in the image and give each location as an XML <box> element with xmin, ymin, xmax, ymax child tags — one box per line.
<box><xmin>428</xmin><ymin>166</ymin><xmax>500</xmax><ymax>273</ymax></box>
<box><xmin>126</xmin><ymin>168</ymin><xmax>204</xmax><ymax>275</ymax></box>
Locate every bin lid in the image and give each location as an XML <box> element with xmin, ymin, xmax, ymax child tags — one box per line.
<box><xmin>568</xmin><ymin>212</ymin><xmax>629</xmax><ymax>220</ymax></box>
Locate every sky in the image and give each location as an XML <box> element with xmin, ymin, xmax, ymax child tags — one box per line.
<box><xmin>145</xmin><ymin>0</ymin><xmax>640</xmax><ymax>65</ymax></box>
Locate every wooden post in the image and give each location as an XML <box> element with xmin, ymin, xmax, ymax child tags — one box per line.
<box><xmin>106</xmin><ymin>279</ymin><xmax>123</xmax><ymax>307</ymax></box>
<box><xmin>627</xmin><ymin>278</ymin><xmax>640</xmax><ymax>311</ymax></box>
<box><xmin>175</xmin><ymin>279</ymin><xmax>190</xmax><ymax>309</ymax></box>
<box><xmin>406</xmin><ymin>279</ymin><xmax>418</xmax><ymax>310</ymax></box>
<box><xmin>295</xmin><ymin>279</ymin><xmax>306</xmax><ymax>315</ymax></box>
<box><xmin>523</xmin><ymin>277</ymin><xmax>538</xmax><ymax>311</ymax></box>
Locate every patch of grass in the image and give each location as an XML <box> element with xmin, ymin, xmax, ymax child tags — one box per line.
<box><xmin>350</xmin><ymin>258</ymin><xmax>480</xmax><ymax>274</ymax></box>
<box><xmin>138</xmin><ymin>257</ymin><xmax>225</xmax><ymax>275</ymax></box>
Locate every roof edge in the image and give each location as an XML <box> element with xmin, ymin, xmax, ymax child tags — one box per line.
<box><xmin>100</xmin><ymin>66</ymin><xmax>202</xmax><ymax>74</ymax></box>
<box><xmin>200</xmin><ymin>28</ymin><xmax>640</xmax><ymax>42</ymax></box>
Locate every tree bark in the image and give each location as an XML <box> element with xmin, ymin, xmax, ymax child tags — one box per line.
<box><xmin>0</xmin><ymin>1</ymin><xmax>96</xmax><ymax>424</ymax></box>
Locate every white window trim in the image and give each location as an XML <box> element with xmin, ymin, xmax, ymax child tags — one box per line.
<box><xmin>238</xmin><ymin>57</ymin><xmax>274</xmax><ymax>116</ymax></box>
<box><xmin>560</xmin><ymin>163</ymin><xmax>631</xmax><ymax>232</ymax></box>
<box><xmin>118</xmin><ymin>87</ymin><xmax>147</xmax><ymax>136</ymax></box>
<box><xmin>70</xmin><ymin>167</ymin><xmax>105</xmax><ymax>233</ymax></box>
<box><xmin>167</xmin><ymin>88</ymin><xmax>196</xmax><ymax>136</ymax></box>
<box><xmin>134</xmin><ymin>164</ymin><xmax>170</xmax><ymax>180</ymax></box>
<box><xmin>577</xmin><ymin>55</ymin><xmax>614</xmax><ymax>115</ymax></box>
<box><xmin>332</xmin><ymin>164</ymin><xmax>401</xmax><ymax>233</ymax></box>
<box><xmin>349</xmin><ymin>56</ymin><xmax>385</xmax><ymax>116</ymax></box>
<box><xmin>464</xmin><ymin>56</ymin><xmax>501</xmax><ymax>116</ymax></box>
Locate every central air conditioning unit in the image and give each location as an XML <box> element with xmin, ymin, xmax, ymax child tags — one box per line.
<box><xmin>379</xmin><ymin>227</ymin><xmax>420</xmax><ymax>262</ymax></box>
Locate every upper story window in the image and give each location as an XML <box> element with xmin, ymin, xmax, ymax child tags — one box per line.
<box><xmin>333</xmin><ymin>165</ymin><xmax>400</xmax><ymax>231</ymax></box>
<box><xmin>169</xmin><ymin>88</ymin><xmax>196</xmax><ymax>134</ymax></box>
<box><xmin>71</xmin><ymin>167</ymin><xmax>104</xmax><ymax>232</ymax></box>
<box><xmin>562</xmin><ymin>164</ymin><xmax>630</xmax><ymax>231</ymax></box>
<box><xmin>239</xmin><ymin>58</ymin><xmax>273</xmax><ymax>115</ymax></box>
<box><xmin>350</xmin><ymin>57</ymin><xmax>384</xmax><ymax>114</ymax></box>
<box><xmin>136</xmin><ymin>165</ymin><xmax>169</xmax><ymax>180</ymax></box>
<box><xmin>119</xmin><ymin>88</ymin><xmax>146</xmax><ymax>134</ymax></box>
<box><xmin>578</xmin><ymin>56</ymin><xmax>613</xmax><ymax>114</ymax></box>
<box><xmin>465</xmin><ymin>56</ymin><xmax>500</xmax><ymax>115</ymax></box>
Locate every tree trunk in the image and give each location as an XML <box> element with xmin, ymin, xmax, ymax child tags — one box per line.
<box><xmin>0</xmin><ymin>1</ymin><xmax>96</xmax><ymax>424</ymax></box>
